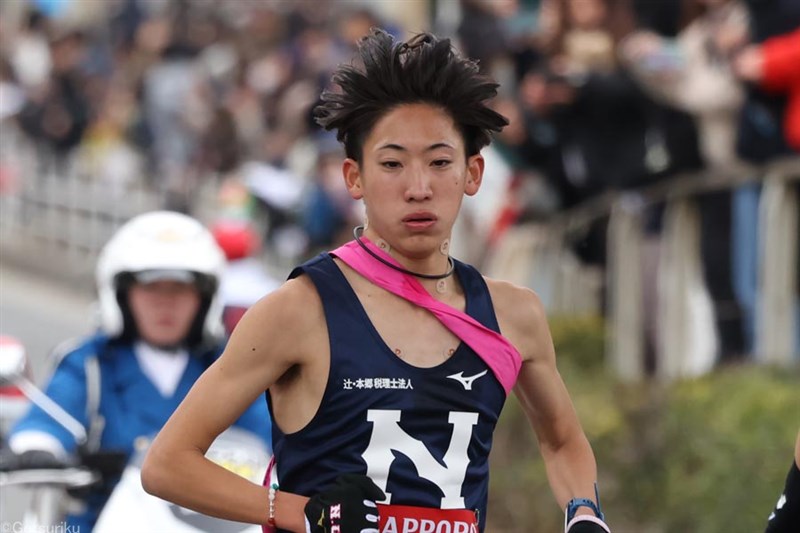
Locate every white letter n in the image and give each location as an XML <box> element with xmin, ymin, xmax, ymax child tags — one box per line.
<box><xmin>362</xmin><ymin>409</ymin><xmax>478</xmax><ymax>509</ymax></box>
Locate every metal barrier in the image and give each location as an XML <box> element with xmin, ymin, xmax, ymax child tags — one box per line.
<box><xmin>486</xmin><ymin>157</ymin><xmax>800</xmax><ymax>381</ymax></box>
<box><xmin>1</xmin><ymin>124</ymin><xmax>797</xmax><ymax>379</ymax></box>
<box><xmin>0</xmin><ymin>128</ymin><xmax>219</xmax><ymax>284</ymax></box>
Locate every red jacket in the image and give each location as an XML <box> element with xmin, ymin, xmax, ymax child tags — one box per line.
<box><xmin>760</xmin><ymin>28</ymin><xmax>800</xmax><ymax>150</ymax></box>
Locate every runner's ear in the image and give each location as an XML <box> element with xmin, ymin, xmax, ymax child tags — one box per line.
<box><xmin>343</xmin><ymin>159</ymin><xmax>364</xmax><ymax>200</ymax></box>
<box><xmin>464</xmin><ymin>154</ymin><xmax>484</xmax><ymax>196</ymax></box>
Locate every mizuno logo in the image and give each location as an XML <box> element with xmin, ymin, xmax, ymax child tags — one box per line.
<box><xmin>446</xmin><ymin>370</ymin><xmax>488</xmax><ymax>390</ymax></box>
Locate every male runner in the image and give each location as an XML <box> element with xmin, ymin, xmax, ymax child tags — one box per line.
<box><xmin>143</xmin><ymin>29</ymin><xmax>610</xmax><ymax>533</ymax></box>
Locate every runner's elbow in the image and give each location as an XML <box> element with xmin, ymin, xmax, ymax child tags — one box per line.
<box><xmin>141</xmin><ymin>443</ymin><xmax>175</xmax><ymax>498</ymax></box>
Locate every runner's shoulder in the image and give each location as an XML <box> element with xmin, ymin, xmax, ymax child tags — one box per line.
<box><xmin>239</xmin><ymin>274</ymin><xmax>324</xmax><ymax>334</ymax></box>
<box><xmin>483</xmin><ymin>277</ymin><xmax>543</xmax><ymax>319</ymax></box>
<box><xmin>483</xmin><ymin>277</ymin><xmax>547</xmax><ymax>355</ymax></box>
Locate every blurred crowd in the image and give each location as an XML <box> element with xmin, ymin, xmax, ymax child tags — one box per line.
<box><xmin>0</xmin><ymin>0</ymin><xmax>798</xmax><ymax>364</ymax></box>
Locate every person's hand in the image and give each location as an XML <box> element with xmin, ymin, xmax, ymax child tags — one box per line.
<box><xmin>713</xmin><ymin>18</ymin><xmax>749</xmax><ymax>56</ymax></box>
<box><xmin>618</xmin><ymin>31</ymin><xmax>681</xmax><ymax>81</ymax></box>
<box><xmin>733</xmin><ymin>45</ymin><xmax>764</xmax><ymax>82</ymax></box>
<box><xmin>619</xmin><ymin>31</ymin><xmax>664</xmax><ymax>63</ymax></box>
<box><xmin>303</xmin><ymin>474</ymin><xmax>384</xmax><ymax>533</ymax></box>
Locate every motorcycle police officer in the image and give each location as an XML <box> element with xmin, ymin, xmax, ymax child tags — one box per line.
<box><xmin>7</xmin><ymin>211</ymin><xmax>271</xmax><ymax>531</ymax></box>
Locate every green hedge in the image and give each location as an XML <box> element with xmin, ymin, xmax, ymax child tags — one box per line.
<box><xmin>486</xmin><ymin>317</ymin><xmax>800</xmax><ymax>533</ymax></box>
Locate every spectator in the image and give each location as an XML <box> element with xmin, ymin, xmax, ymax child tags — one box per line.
<box><xmin>7</xmin><ymin>8</ymin><xmax>51</xmax><ymax>91</ymax></box>
<box><xmin>17</xmin><ymin>29</ymin><xmax>90</xmax><ymax>169</ymax></box>
<box><xmin>620</xmin><ymin>0</ymin><xmax>749</xmax><ymax>167</ymax></box>
<box><xmin>621</xmin><ymin>0</ymin><xmax>752</xmax><ymax>362</ymax></box>
<box><xmin>729</xmin><ymin>0</ymin><xmax>800</xmax><ymax>355</ymax></box>
<box><xmin>300</xmin><ymin>134</ymin><xmax>361</xmax><ymax>255</ymax></box>
<box><xmin>736</xmin><ymin>0</ymin><xmax>800</xmax><ymax>162</ymax></box>
<box><xmin>734</xmin><ymin>27</ymin><xmax>800</xmax><ymax>151</ymax></box>
<box><xmin>524</xmin><ymin>0</ymin><xmax>650</xmax><ymax>266</ymax></box>
<box><xmin>733</xmin><ymin>22</ymin><xmax>800</xmax><ymax>354</ymax></box>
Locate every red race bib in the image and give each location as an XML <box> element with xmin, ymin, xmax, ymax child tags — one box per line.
<box><xmin>377</xmin><ymin>504</ymin><xmax>479</xmax><ymax>533</ymax></box>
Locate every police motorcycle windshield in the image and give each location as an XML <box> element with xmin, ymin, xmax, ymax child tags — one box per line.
<box><xmin>94</xmin><ymin>427</ymin><xmax>270</xmax><ymax>533</ymax></box>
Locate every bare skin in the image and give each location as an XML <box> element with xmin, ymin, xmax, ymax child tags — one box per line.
<box><xmin>128</xmin><ymin>281</ymin><xmax>201</xmax><ymax>347</ymax></box>
<box><xmin>142</xmin><ymin>103</ymin><xmax>598</xmax><ymax>531</ymax></box>
<box><xmin>795</xmin><ymin>430</ymin><xmax>800</xmax><ymax>469</ymax></box>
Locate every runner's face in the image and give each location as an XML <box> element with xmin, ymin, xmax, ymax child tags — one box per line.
<box><xmin>343</xmin><ymin>103</ymin><xmax>484</xmax><ymax>259</ymax></box>
<box><xmin>129</xmin><ymin>281</ymin><xmax>201</xmax><ymax>346</ymax></box>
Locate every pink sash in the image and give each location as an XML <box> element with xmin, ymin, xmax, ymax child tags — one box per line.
<box><xmin>331</xmin><ymin>239</ymin><xmax>521</xmax><ymax>395</ymax></box>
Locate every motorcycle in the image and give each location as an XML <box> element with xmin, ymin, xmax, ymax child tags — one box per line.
<box><xmin>94</xmin><ymin>427</ymin><xmax>269</xmax><ymax>533</ymax></box>
<box><xmin>0</xmin><ymin>335</ymin><xmax>270</xmax><ymax>532</ymax></box>
<box><xmin>0</xmin><ymin>336</ymin><xmax>32</xmax><ymax>437</ymax></box>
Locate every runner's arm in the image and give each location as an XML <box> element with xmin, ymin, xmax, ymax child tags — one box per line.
<box><xmin>491</xmin><ymin>282</ymin><xmax>602</xmax><ymax>515</ymax></box>
<box><xmin>142</xmin><ymin>278</ymin><xmax>317</xmax><ymax>532</ymax></box>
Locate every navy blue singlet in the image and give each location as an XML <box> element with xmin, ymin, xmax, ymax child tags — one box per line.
<box><xmin>268</xmin><ymin>253</ymin><xmax>508</xmax><ymax>532</ymax></box>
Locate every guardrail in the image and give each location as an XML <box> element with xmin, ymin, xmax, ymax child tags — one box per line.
<box><xmin>0</xmin><ymin>128</ymin><xmax>219</xmax><ymax>284</ymax></box>
<box><xmin>1</xmin><ymin>124</ymin><xmax>797</xmax><ymax>380</ymax></box>
<box><xmin>486</xmin><ymin>156</ymin><xmax>799</xmax><ymax>381</ymax></box>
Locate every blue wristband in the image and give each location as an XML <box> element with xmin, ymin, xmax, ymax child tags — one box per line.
<box><xmin>565</xmin><ymin>483</ymin><xmax>605</xmax><ymax>523</ymax></box>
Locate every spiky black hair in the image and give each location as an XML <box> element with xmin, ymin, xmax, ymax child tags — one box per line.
<box><xmin>314</xmin><ymin>29</ymin><xmax>508</xmax><ymax>161</ymax></box>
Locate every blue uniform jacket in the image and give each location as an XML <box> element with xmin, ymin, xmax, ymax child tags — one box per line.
<box><xmin>11</xmin><ymin>333</ymin><xmax>271</xmax><ymax>530</ymax></box>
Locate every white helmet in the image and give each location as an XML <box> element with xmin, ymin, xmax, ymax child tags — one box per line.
<box><xmin>96</xmin><ymin>211</ymin><xmax>227</xmax><ymax>345</ymax></box>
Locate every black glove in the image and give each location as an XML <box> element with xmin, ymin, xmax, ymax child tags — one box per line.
<box><xmin>0</xmin><ymin>448</ymin><xmax>72</xmax><ymax>471</ymax></box>
<box><xmin>304</xmin><ymin>474</ymin><xmax>385</xmax><ymax>533</ymax></box>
